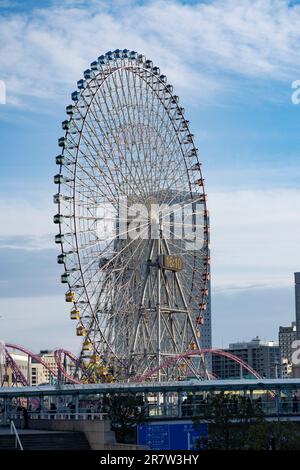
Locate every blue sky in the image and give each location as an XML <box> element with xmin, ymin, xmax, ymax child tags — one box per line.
<box><xmin>0</xmin><ymin>0</ymin><xmax>300</xmax><ymax>353</ymax></box>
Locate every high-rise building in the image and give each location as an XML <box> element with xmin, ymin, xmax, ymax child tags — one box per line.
<box><xmin>212</xmin><ymin>337</ymin><xmax>280</xmax><ymax>379</ymax></box>
<box><xmin>278</xmin><ymin>322</ymin><xmax>297</xmax><ymax>377</ymax></box>
<box><xmin>295</xmin><ymin>273</ymin><xmax>300</xmax><ymax>340</ymax></box>
<box><xmin>31</xmin><ymin>350</ymin><xmax>58</xmax><ymax>386</ymax></box>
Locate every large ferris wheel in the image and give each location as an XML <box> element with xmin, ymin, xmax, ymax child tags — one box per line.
<box><xmin>54</xmin><ymin>49</ymin><xmax>210</xmax><ymax>382</ymax></box>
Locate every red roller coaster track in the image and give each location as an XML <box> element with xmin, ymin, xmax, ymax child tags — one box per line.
<box><xmin>4</xmin><ymin>343</ymin><xmax>81</xmax><ymax>385</ymax></box>
<box><xmin>2</xmin><ymin>344</ymin><xmax>261</xmax><ymax>385</ymax></box>
<box><xmin>134</xmin><ymin>348</ymin><xmax>261</xmax><ymax>382</ymax></box>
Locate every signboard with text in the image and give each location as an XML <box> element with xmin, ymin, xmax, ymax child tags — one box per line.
<box><xmin>138</xmin><ymin>421</ymin><xmax>208</xmax><ymax>450</ymax></box>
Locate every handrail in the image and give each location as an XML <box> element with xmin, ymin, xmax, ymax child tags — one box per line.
<box><xmin>10</xmin><ymin>420</ymin><xmax>23</xmax><ymax>450</ymax></box>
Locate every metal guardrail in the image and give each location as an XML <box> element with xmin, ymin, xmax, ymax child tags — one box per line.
<box><xmin>145</xmin><ymin>400</ymin><xmax>300</xmax><ymax>418</ymax></box>
<box><xmin>4</xmin><ymin>400</ymin><xmax>300</xmax><ymax>422</ymax></box>
<box><xmin>9</xmin><ymin>412</ymin><xmax>106</xmax><ymax>421</ymax></box>
<box><xmin>10</xmin><ymin>420</ymin><xmax>23</xmax><ymax>450</ymax></box>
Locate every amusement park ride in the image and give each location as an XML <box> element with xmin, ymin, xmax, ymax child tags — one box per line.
<box><xmin>1</xmin><ymin>50</ymin><xmax>261</xmax><ymax>387</ymax></box>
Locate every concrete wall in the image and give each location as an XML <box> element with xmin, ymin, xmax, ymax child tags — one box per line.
<box><xmin>15</xmin><ymin>418</ymin><xmax>116</xmax><ymax>450</ymax></box>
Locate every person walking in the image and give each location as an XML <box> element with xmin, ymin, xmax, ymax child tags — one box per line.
<box><xmin>293</xmin><ymin>394</ymin><xmax>298</xmax><ymax>413</ymax></box>
<box><xmin>22</xmin><ymin>407</ymin><xmax>29</xmax><ymax>430</ymax></box>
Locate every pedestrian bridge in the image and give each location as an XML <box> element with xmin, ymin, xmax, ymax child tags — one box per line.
<box><xmin>1</xmin><ymin>378</ymin><xmax>300</xmax><ymax>422</ymax></box>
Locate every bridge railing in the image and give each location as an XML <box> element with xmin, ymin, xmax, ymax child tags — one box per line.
<box><xmin>145</xmin><ymin>400</ymin><xmax>300</xmax><ymax>418</ymax></box>
<box><xmin>8</xmin><ymin>411</ymin><xmax>107</xmax><ymax>421</ymax></box>
<box><xmin>3</xmin><ymin>400</ymin><xmax>300</xmax><ymax>422</ymax></box>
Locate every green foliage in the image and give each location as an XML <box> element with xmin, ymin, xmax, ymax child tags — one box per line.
<box><xmin>194</xmin><ymin>392</ymin><xmax>265</xmax><ymax>450</ymax></box>
<box><xmin>106</xmin><ymin>393</ymin><xmax>146</xmax><ymax>443</ymax></box>
<box><xmin>246</xmin><ymin>421</ymin><xmax>300</xmax><ymax>450</ymax></box>
<box><xmin>194</xmin><ymin>392</ymin><xmax>300</xmax><ymax>450</ymax></box>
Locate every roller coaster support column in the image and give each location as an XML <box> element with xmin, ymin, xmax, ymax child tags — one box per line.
<box><xmin>4</xmin><ymin>396</ymin><xmax>11</xmax><ymax>423</ymax></box>
<box><xmin>75</xmin><ymin>394</ymin><xmax>79</xmax><ymax>418</ymax></box>
<box><xmin>178</xmin><ymin>391</ymin><xmax>182</xmax><ymax>418</ymax></box>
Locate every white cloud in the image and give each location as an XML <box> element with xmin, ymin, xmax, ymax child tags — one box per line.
<box><xmin>209</xmin><ymin>188</ymin><xmax>300</xmax><ymax>291</ymax></box>
<box><xmin>1</xmin><ymin>185</ymin><xmax>299</xmax><ymax>289</ymax></box>
<box><xmin>1</xmin><ymin>0</ymin><xmax>300</xmax><ymax>108</ymax></box>
<box><xmin>0</xmin><ymin>197</ymin><xmax>53</xmax><ymax>237</ymax></box>
<box><xmin>0</xmin><ymin>295</ymin><xmax>81</xmax><ymax>353</ymax></box>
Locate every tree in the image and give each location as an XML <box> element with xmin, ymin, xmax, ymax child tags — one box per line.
<box><xmin>106</xmin><ymin>393</ymin><xmax>146</xmax><ymax>443</ymax></box>
<box><xmin>193</xmin><ymin>392</ymin><xmax>265</xmax><ymax>450</ymax></box>
<box><xmin>246</xmin><ymin>421</ymin><xmax>300</xmax><ymax>450</ymax></box>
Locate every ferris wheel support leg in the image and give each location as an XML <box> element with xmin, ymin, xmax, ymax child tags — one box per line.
<box><xmin>129</xmin><ymin>239</ymin><xmax>155</xmax><ymax>376</ymax></box>
<box><xmin>163</xmin><ymin>237</ymin><xmax>209</xmax><ymax>380</ymax></box>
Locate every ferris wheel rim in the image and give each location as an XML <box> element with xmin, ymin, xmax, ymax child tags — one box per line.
<box><xmin>54</xmin><ymin>49</ymin><xmax>210</xmax><ymax>381</ymax></box>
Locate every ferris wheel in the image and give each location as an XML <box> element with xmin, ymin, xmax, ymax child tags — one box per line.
<box><xmin>54</xmin><ymin>49</ymin><xmax>210</xmax><ymax>382</ymax></box>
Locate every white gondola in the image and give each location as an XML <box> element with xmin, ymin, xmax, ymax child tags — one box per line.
<box><xmin>66</xmin><ymin>105</ymin><xmax>74</xmax><ymax>115</ymax></box>
<box><xmin>53</xmin><ymin>213</ymin><xmax>63</xmax><ymax>224</ymax></box>
<box><xmin>90</xmin><ymin>61</ymin><xmax>99</xmax><ymax>71</ymax></box>
<box><xmin>98</xmin><ymin>55</ymin><xmax>106</xmax><ymax>65</ymax></box>
<box><xmin>83</xmin><ymin>69</ymin><xmax>92</xmax><ymax>79</ymax></box>
<box><xmin>53</xmin><ymin>193</ymin><xmax>60</xmax><ymax>204</ymax></box>
<box><xmin>55</xmin><ymin>234</ymin><xmax>64</xmax><ymax>244</ymax></box>
<box><xmin>56</xmin><ymin>155</ymin><xmax>74</xmax><ymax>165</ymax></box>
<box><xmin>130</xmin><ymin>50</ymin><xmax>137</xmax><ymax>59</ymax></box>
<box><xmin>54</xmin><ymin>174</ymin><xmax>64</xmax><ymax>184</ymax></box>
<box><xmin>144</xmin><ymin>59</ymin><xmax>153</xmax><ymax>69</ymax></box>
<box><xmin>62</xmin><ymin>120</ymin><xmax>70</xmax><ymax>130</ymax></box>
<box><xmin>71</xmin><ymin>91</ymin><xmax>80</xmax><ymax>101</ymax></box>
<box><xmin>61</xmin><ymin>273</ymin><xmax>70</xmax><ymax>283</ymax></box>
<box><xmin>58</xmin><ymin>137</ymin><xmax>67</xmax><ymax>147</ymax></box>
<box><xmin>77</xmin><ymin>79</ymin><xmax>86</xmax><ymax>90</ymax></box>
<box><xmin>191</xmin><ymin>163</ymin><xmax>201</xmax><ymax>170</ymax></box>
<box><xmin>57</xmin><ymin>254</ymin><xmax>66</xmax><ymax>264</ymax></box>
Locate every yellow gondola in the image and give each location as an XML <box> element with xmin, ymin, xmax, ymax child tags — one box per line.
<box><xmin>76</xmin><ymin>325</ymin><xmax>86</xmax><ymax>337</ymax></box>
<box><xmin>83</xmin><ymin>340</ymin><xmax>92</xmax><ymax>351</ymax></box>
<box><xmin>65</xmin><ymin>291</ymin><xmax>75</xmax><ymax>302</ymax></box>
<box><xmin>70</xmin><ymin>309</ymin><xmax>80</xmax><ymax>320</ymax></box>
<box><xmin>90</xmin><ymin>354</ymin><xmax>100</xmax><ymax>363</ymax></box>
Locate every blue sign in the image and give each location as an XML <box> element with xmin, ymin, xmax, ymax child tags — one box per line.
<box><xmin>138</xmin><ymin>421</ymin><xmax>208</xmax><ymax>450</ymax></box>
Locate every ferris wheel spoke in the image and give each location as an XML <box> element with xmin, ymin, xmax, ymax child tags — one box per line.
<box><xmin>94</xmin><ymin>74</ymin><xmax>148</xmax><ymax>193</ymax></box>
<box><xmin>79</xmin><ymin>223</ymin><xmax>150</xmax><ymax>295</ymax></box>
<box><xmin>92</xmin><ymin>86</ymin><xmax>150</xmax><ymax>199</ymax></box>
